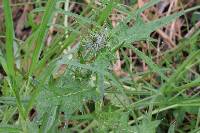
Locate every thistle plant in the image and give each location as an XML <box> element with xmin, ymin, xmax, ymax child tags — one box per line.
<box><xmin>78</xmin><ymin>26</ymin><xmax>111</xmax><ymax>64</ymax></box>
<box><xmin>0</xmin><ymin>0</ymin><xmax>200</xmax><ymax>133</ymax></box>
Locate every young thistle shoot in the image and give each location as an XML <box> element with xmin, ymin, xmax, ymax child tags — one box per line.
<box><xmin>79</xmin><ymin>27</ymin><xmax>110</xmax><ymax>63</ymax></box>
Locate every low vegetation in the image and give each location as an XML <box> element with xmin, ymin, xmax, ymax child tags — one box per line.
<box><xmin>0</xmin><ymin>0</ymin><xmax>200</xmax><ymax>132</ymax></box>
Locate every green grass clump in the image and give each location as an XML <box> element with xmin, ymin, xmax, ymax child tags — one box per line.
<box><xmin>0</xmin><ymin>0</ymin><xmax>200</xmax><ymax>132</ymax></box>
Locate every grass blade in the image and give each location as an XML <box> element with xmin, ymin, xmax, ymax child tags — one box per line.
<box><xmin>2</xmin><ymin>0</ymin><xmax>15</xmax><ymax>77</ymax></box>
<box><xmin>3</xmin><ymin>0</ymin><xmax>26</xmax><ymax>121</ymax></box>
<box><xmin>29</xmin><ymin>0</ymin><xmax>56</xmax><ymax>76</ymax></box>
<box><xmin>0</xmin><ymin>126</ymin><xmax>22</xmax><ymax>133</ymax></box>
<box><xmin>161</xmin><ymin>50</ymin><xmax>200</xmax><ymax>94</ymax></box>
<box><xmin>128</xmin><ymin>45</ymin><xmax>168</xmax><ymax>81</ymax></box>
<box><xmin>97</xmin><ymin>1</ymin><xmax>115</xmax><ymax>25</ymax></box>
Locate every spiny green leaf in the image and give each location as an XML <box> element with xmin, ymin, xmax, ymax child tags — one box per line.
<box><xmin>39</xmin><ymin>106</ymin><xmax>58</xmax><ymax>133</ymax></box>
<box><xmin>35</xmin><ymin>72</ymin><xmax>99</xmax><ymax>119</ymax></box>
<box><xmin>118</xmin><ymin>12</ymin><xmax>184</xmax><ymax>44</ymax></box>
<box><xmin>136</xmin><ymin>119</ymin><xmax>161</xmax><ymax>133</ymax></box>
<box><xmin>95</xmin><ymin>111</ymin><xmax>131</xmax><ymax>132</ymax></box>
